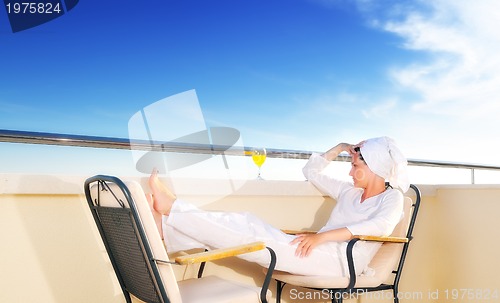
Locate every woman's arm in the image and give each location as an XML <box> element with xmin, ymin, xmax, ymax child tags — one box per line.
<box><xmin>290</xmin><ymin>228</ymin><xmax>353</xmax><ymax>258</ymax></box>
<box><xmin>302</xmin><ymin>143</ymin><xmax>356</xmax><ymax>198</ymax></box>
<box><xmin>294</xmin><ymin>142</ymin><xmax>360</xmax><ymax>258</ymax></box>
<box><xmin>322</xmin><ymin>143</ymin><xmax>356</xmax><ymax>161</ymax></box>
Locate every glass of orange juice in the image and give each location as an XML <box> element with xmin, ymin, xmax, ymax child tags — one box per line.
<box><xmin>252</xmin><ymin>148</ymin><xmax>267</xmax><ymax>180</ymax></box>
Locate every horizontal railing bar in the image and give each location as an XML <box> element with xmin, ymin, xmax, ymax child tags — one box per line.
<box><xmin>1</xmin><ymin>129</ymin><xmax>500</xmax><ymax>171</ymax></box>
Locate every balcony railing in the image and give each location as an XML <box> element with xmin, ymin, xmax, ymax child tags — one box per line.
<box><xmin>1</xmin><ymin>129</ymin><xmax>499</xmax><ymax>184</ymax></box>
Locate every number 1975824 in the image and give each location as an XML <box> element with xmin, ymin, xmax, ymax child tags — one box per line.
<box><xmin>5</xmin><ymin>2</ymin><xmax>62</xmax><ymax>14</ymax></box>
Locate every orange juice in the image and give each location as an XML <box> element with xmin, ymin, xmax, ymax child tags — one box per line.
<box><xmin>252</xmin><ymin>154</ymin><xmax>266</xmax><ymax>167</ymax></box>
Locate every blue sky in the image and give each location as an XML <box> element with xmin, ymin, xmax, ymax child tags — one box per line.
<box><xmin>2</xmin><ymin>0</ymin><xmax>500</xmax><ymax>171</ymax></box>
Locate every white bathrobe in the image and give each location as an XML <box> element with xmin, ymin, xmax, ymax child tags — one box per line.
<box><xmin>162</xmin><ymin>153</ymin><xmax>404</xmax><ymax>277</ymax></box>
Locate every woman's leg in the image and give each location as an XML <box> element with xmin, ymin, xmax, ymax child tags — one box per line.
<box><xmin>148</xmin><ymin>169</ymin><xmax>176</xmax><ymax>216</ymax></box>
<box><xmin>164</xmin><ymin>199</ymin><xmax>346</xmax><ymax>276</ymax></box>
<box><xmin>145</xmin><ymin>193</ymin><xmax>163</xmax><ymax>239</ymax></box>
<box><xmin>148</xmin><ymin>171</ymin><xmax>346</xmax><ymax>277</ymax></box>
<box><xmin>146</xmin><ymin>169</ymin><xmax>177</xmax><ymax>238</ymax></box>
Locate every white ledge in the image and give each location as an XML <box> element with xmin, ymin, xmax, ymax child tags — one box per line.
<box><xmin>0</xmin><ymin>174</ymin><xmax>323</xmax><ymax>196</ymax></box>
<box><xmin>2</xmin><ymin>173</ymin><xmax>499</xmax><ymax>196</ymax></box>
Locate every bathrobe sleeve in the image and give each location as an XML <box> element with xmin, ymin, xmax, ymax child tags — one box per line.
<box><xmin>302</xmin><ymin>152</ymin><xmax>350</xmax><ymax>200</ymax></box>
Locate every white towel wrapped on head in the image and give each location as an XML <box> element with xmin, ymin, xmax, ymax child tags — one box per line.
<box><xmin>360</xmin><ymin>137</ymin><xmax>410</xmax><ymax>192</ymax></box>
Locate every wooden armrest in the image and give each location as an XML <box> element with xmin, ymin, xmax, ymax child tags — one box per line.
<box><xmin>281</xmin><ymin>229</ymin><xmax>317</xmax><ymax>235</ymax></box>
<box><xmin>353</xmin><ymin>235</ymin><xmax>408</xmax><ymax>243</ymax></box>
<box><xmin>174</xmin><ymin>241</ymin><xmax>266</xmax><ymax>265</ymax></box>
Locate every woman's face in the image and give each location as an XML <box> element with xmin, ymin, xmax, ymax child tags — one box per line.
<box><xmin>349</xmin><ymin>153</ymin><xmax>372</xmax><ymax>188</ymax></box>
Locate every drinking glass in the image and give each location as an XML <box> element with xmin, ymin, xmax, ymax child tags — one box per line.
<box><xmin>252</xmin><ymin>148</ymin><xmax>267</xmax><ymax>180</ymax></box>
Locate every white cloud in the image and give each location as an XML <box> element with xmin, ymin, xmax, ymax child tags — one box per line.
<box><xmin>241</xmin><ymin>0</ymin><xmax>500</xmax><ymax>167</ymax></box>
<box><xmin>379</xmin><ymin>0</ymin><xmax>500</xmax><ymax>119</ymax></box>
<box><xmin>339</xmin><ymin>0</ymin><xmax>500</xmax><ymax>166</ymax></box>
<box><xmin>362</xmin><ymin>98</ymin><xmax>397</xmax><ymax>119</ymax></box>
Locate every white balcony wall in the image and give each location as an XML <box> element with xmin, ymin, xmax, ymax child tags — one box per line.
<box><xmin>1</xmin><ymin>174</ymin><xmax>499</xmax><ymax>303</ymax></box>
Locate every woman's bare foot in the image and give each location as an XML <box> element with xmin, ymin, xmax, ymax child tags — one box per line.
<box><xmin>148</xmin><ymin>169</ymin><xmax>176</xmax><ymax>216</ymax></box>
<box><xmin>146</xmin><ymin>193</ymin><xmax>164</xmax><ymax>239</ymax></box>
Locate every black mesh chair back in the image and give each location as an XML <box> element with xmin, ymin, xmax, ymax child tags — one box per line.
<box><xmin>84</xmin><ymin>175</ymin><xmax>169</xmax><ymax>303</ymax></box>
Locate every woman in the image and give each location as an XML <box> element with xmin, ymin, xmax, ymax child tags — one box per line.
<box><xmin>148</xmin><ymin>136</ymin><xmax>409</xmax><ymax>277</ymax></box>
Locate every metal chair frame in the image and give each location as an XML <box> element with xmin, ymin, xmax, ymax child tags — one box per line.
<box><xmin>85</xmin><ymin>175</ymin><xmax>276</xmax><ymax>303</ymax></box>
<box><xmin>275</xmin><ymin>184</ymin><xmax>421</xmax><ymax>303</ymax></box>
<box><xmin>85</xmin><ymin>175</ymin><xmax>169</xmax><ymax>303</ymax></box>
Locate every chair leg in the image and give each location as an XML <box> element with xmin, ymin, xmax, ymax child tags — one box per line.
<box><xmin>393</xmin><ymin>287</ymin><xmax>399</xmax><ymax>303</ymax></box>
<box><xmin>331</xmin><ymin>291</ymin><xmax>343</xmax><ymax>303</ymax></box>
<box><xmin>276</xmin><ymin>281</ymin><xmax>284</xmax><ymax>303</ymax></box>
